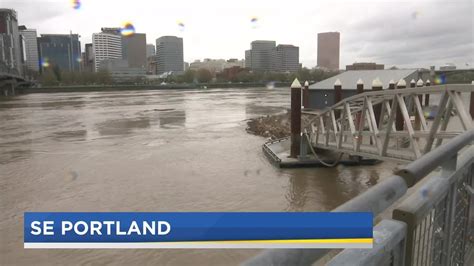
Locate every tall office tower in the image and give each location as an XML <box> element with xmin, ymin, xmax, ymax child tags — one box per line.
<box><xmin>92</xmin><ymin>32</ymin><xmax>122</xmax><ymax>71</ymax></box>
<box><xmin>37</xmin><ymin>33</ymin><xmax>81</xmax><ymax>72</ymax></box>
<box><xmin>99</xmin><ymin>27</ymin><xmax>146</xmax><ymax>69</ymax></box>
<box><xmin>122</xmin><ymin>33</ymin><xmax>146</xmax><ymax>69</ymax></box>
<box><xmin>0</xmin><ymin>9</ymin><xmax>22</xmax><ymax>75</ymax></box>
<box><xmin>274</xmin><ymin>44</ymin><xmax>299</xmax><ymax>73</ymax></box>
<box><xmin>155</xmin><ymin>36</ymin><xmax>184</xmax><ymax>74</ymax></box>
<box><xmin>146</xmin><ymin>44</ymin><xmax>155</xmax><ymax>58</ymax></box>
<box><xmin>19</xmin><ymin>26</ymin><xmax>39</xmax><ymax>71</ymax></box>
<box><xmin>317</xmin><ymin>32</ymin><xmax>340</xmax><ymax>70</ymax></box>
<box><xmin>82</xmin><ymin>43</ymin><xmax>94</xmax><ymax>72</ymax></box>
<box><xmin>246</xmin><ymin>40</ymin><xmax>276</xmax><ymax>72</ymax></box>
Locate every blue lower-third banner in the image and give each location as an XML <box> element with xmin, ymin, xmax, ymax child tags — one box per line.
<box><xmin>24</xmin><ymin>212</ymin><xmax>373</xmax><ymax>249</ymax></box>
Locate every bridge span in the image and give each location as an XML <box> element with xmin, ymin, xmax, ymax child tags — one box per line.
<box><xmin>0</xmin><ymin>63</ymin><xmax>35</xmax><ymax>96</ymax></box>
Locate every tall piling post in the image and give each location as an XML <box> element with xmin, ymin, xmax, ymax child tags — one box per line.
<box><xmin>334</xmin><ymin>79</ymin><xmax>342</xmax><ymax>119</ymax></box>
<box><xmin>424</xmin><ymin>79</ymin><xmax>431</xmax><ymax>106</ymax></box>
<box><xmin>395</xmin><ymin>79</ymin><xmax>406</xmax><ymax>130</ymax></box>
<box><xmin>372</xmin><ymin>78</ymin><xmax>383</xmax><ymax>127</ymax></box>
<box><xmin>290</xmin><ymin>78</ymin><xmax>302</xmax><ymax>158</ymax></box>
<box><xmin>303</xmin><ymin>80</ymin><xmax>309</xmax><ymax>109</ymax></box>
<box><xmin>388</xmin><ymin>80</ymin><xmax>395</xmax><ymax>90</ymax></box>
<box><xmin>470</xmin><ymin>81</ymin><xmax>474</xmax><ymax>119</ymax></box>
<box><xmin>356</xmin><ymin>79</ymin><xmax>364</xmax><ymax>129</ymax></box>
<box><xmin>388</xmin><ymin>79</ymin><xmax>395</xmax><ymax>110</ymax></box>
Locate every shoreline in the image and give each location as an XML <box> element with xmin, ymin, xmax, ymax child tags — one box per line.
<box><xmin>13</xmin><ymin>82</ymin><xmax>291</xmax><ymax>94</ymax></box>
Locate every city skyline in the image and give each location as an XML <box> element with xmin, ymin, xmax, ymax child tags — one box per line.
<box><xmin>2</xmin><ymin>0</ymin><xmax>474</xmax><ymax>69</ymax></box>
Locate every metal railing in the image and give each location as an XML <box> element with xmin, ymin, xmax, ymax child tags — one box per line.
<box><xmin>305</xmin><ymin>85</ymin><xmax>474</xmax><ymax>163</ymax></box>
<box><xmin>244</xmin><ymin>129</ymin><xmax>474</xmax><ymax>266</ymax></box>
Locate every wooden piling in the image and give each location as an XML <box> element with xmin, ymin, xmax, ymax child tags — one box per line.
<box><xmin>356</xmin><ymin>79</ymin><xmax>364</xmax><ymax>129</ymax></box>
<box><xmin>415</xmin><ymin>79</ymin><xmax>424</xmax><ymax>130</ymax></box>
<box><xmin>303</xmin><ymin>80</ymin><xmax>309</xmax><ymax>109</ymax></box>
<box><xmin>424</xmin><ymin>80</ymin><xmax>430</xmax><ymax>106</ymax></box>
<box><xmin>334</xmin><ymin>79</ymin><xmax>342</xmax><ymax>118</ymax></box>
<box><xmin>290</xmin><ymin>78</ymin><xmax>302</xmax><ymax>158</ymax></box>
<box><xmin>395</xmin><ymin>79</ymin><xmax>406</xmax><ymax>130</ymax></box>
<box><xmin>470</xmin><ymin>81</ymin><xmax>474</xmax><ymax>119</ymax></box>
<box><xmin>372</xmin><ymin>78</ymin><xmax>383</xmax><ymax>127</ymax></box>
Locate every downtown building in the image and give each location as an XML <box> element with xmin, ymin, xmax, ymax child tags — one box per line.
<box><xmin>0</xmin><ymin>9</ymin><xmax>23</xmax><ymax>75</ymax></box>
<box><xmin>146</xmin><ymin>44</ymin><xmax>155</xmax><ymax>58</ymax></box>
<box><xmin>189</xmin><ymin>58</ymin><xmax>245</xmax><ymax>74</ymax></box>
<box><xmin>92</xmin><ymin>31</ymin><xmax>122</xmax><ymax>71</ymax></box>
<box><xmin>37</xmin><ymin>33</ymin><xmax>81</xmax><ymax>73</ymax></box>
<box><xmin>245</xmin><ymin>41</ymin><xmax>299</xmax><ymax>73</ymax></box>
<box><xmin>122</xmin><ymin>33</ymin><xmax>146</xmax><ymax>69</ymax></box>
<box><xmin>317</xmin><ymin>32</ymin><xmax>340</xmax><ymax>71</ymax></box>
<box><xmin>274</xmin><ymin>44</ymin><xmax>299</xmax><ymax>73</ymax></box>
<box><xmin>245</xmin><ymin>40</ymin><xmax>276</xmax><ymax>72</ymax></box>
<box><xmin>82</xmin><ymin>43</ymin><xmax>94</xmax><ymax>72</ymax></box>
<box><xmin>155</xmin><ymin>36</ymin><xmax>184</xmax><ymax>74</ymax></box>
<box><xmin>19</xmin><ymin>26</ymin><xmax>39</xmax><ymax>72</ymax></box>
<box><xmin>93</xmin><ymin>28</ymin><xmax>147</xmax><ymax>72</ymax></box>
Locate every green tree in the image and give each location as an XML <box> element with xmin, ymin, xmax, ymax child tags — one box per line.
<box><xmin>196</xmin><ymin>68</ymin><xmax>212</xmax><ymax>83</ymax></box>
<box><xmin>96</xmin><ymin>69</ymin><xmax>112</xmax><ymax>84</ymax></box>
<box><xmin>296</xmin><ymin>68</ymin><xmax>311</xmax><ymax>82</ymax></box>
<box><xmin>39</xmin><ymin>68</ymin><xmax>58</xmax><ymax>86</ymax></box>
<box><xmin>52</xmin><ymin>65</ymin><xmax>62</xmax><ymax>82</ymax></box>
<box><xmin>182</xmin><ymin>69</ymin><xmax>196</xmax><ymax>83</ymax></box>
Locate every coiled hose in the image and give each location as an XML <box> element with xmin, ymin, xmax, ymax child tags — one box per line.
<box><xmin>303</xmin><ymin>129</ymin><xmax>343</xmax><ymax>167</ymax></box>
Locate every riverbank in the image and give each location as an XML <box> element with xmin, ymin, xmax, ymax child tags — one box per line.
<box><xmin>14</xmin><ymin>82</ymin><xmax>291</xmax><ymax>94</ymax></box>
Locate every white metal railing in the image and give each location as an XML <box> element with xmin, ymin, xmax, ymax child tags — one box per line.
<box><xmin>244</xmin><ymin>129</ymin><xmax>474</xmax><ymax>266</ymax></box>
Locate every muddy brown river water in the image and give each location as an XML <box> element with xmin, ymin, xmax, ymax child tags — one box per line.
<box><xmin>0</xmin><ymin>88</ymin><xmax>395</xmax><ymax>265</ymax></box>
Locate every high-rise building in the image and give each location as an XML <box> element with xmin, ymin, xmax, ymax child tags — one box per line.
<box><xmin>317</xmin><ymin>32</ymin><xmax>340</xmax><ymax>71</ymax></box>
<box><xmin>146</xmin><ymin>44</ymin><xmax>155</xmax><ymax>58</ymax></box>
<box><xmin>122</xmin><ymin>33</ymin><xmax>146</xmax><ymax>69</ymax></box>
<box><xmin>274</xmin><ymin>44</ymin><xmax>299</xmax><ymax>73</ymax></box>
<box><xmin>0</xmin><ymin>9</ymin><xmax>22</xmax><ymax>75</ymax></box>
<box><xmin>37</xmin><ymin>33</ymin><xmax>81</xmax><ymax>73</ymax></box>
<box><xmin>155</xmin><ymin>36</ymin><xmax>184</xmax><ymax>74</ymax></box>
<box><xmin>82</xmin><ymin>43</ymin><xmax>94</xmax><ymax>72</ymax></box>
<box><xmin>92</xmin><ymin>32</ymin><xmax>122</xmax><ymax>71</ymax></box>
<box><xmin>19</xmin><ymin>26</ymin><xmax>39</xmax><ymax>71</ymax></box>
<box><xmin>245</xmin><ymin>40</ymin><xmax>276</xmax><ymax>72</ymax></box>
<box><xmin>98</xmin><ymin>27</ymin><xmax>146</xmax><ymax>70</ymax></box>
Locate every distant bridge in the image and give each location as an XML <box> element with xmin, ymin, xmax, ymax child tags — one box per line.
<box><xmin>0</xmin><ymin>63</ymin><xmax>35</xmax><ymax>96</ymax></box>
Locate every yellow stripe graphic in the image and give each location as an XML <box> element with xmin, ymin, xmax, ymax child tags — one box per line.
<box><xmin>151</xmin><ymin>238</ymin><xmax>373</xmax><ymax>244</ymax></box>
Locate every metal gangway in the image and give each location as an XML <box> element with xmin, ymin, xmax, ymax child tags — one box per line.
<box><xmin>305</xmin><ymin>84</ymin><xmax>474</xmax><ymax>163</ymax></box>
<box><xmin>245</xmin><ymin>83</ymin><xmax>474</xmax><ymax>266</ymax></box>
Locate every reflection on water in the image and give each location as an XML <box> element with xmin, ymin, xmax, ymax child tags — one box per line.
<box><xmin>0</xmin><ymin>88</ymin><xmax>395</xmax><ymax>265</ymax></box>
<box><xmin>159</xmin><ymin>110</ymin><xmax>186</xmax><ymax>128</ymax></box>
<box><xmin>96</xmin><ymin>117</ymin><xmax>151</xmax><ymax>136</ymax></box>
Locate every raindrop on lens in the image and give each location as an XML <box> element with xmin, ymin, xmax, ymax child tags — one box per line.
<box><xmin>71</xmin><ymin>0</ymin><xmax>81</xmax><ymax>10</ymax></box>
<box><xmin>177</xmin><ymin>21</ymin><xmax>185</xmax><ymax>32</ymax></box>
<box><xmin>120</xmin><ymin>22</ymin><xmax>135</xmax><ymax>37</ymax></box>
<box><xmin>250</xmin><ymin>17</ymin><xmax>259</xmax><ymax>29</ymax></box>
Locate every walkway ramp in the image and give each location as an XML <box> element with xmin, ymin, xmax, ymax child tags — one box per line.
<box><xmin>305</xmin><ymin>84</ymin><xmax>474</xmax><ymax>163</ymax></box>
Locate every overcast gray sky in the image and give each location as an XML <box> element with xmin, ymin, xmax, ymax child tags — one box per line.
<box><xmin>3</xmin><ymin>0</ymin><xmax>473</xmax><ymax>69</ymax></box>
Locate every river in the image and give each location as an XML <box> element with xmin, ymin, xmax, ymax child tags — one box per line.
<box><xmin>0</xmin><ymin>88</ymin><xmax>395</xmax><ymax>265</ymax></box>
